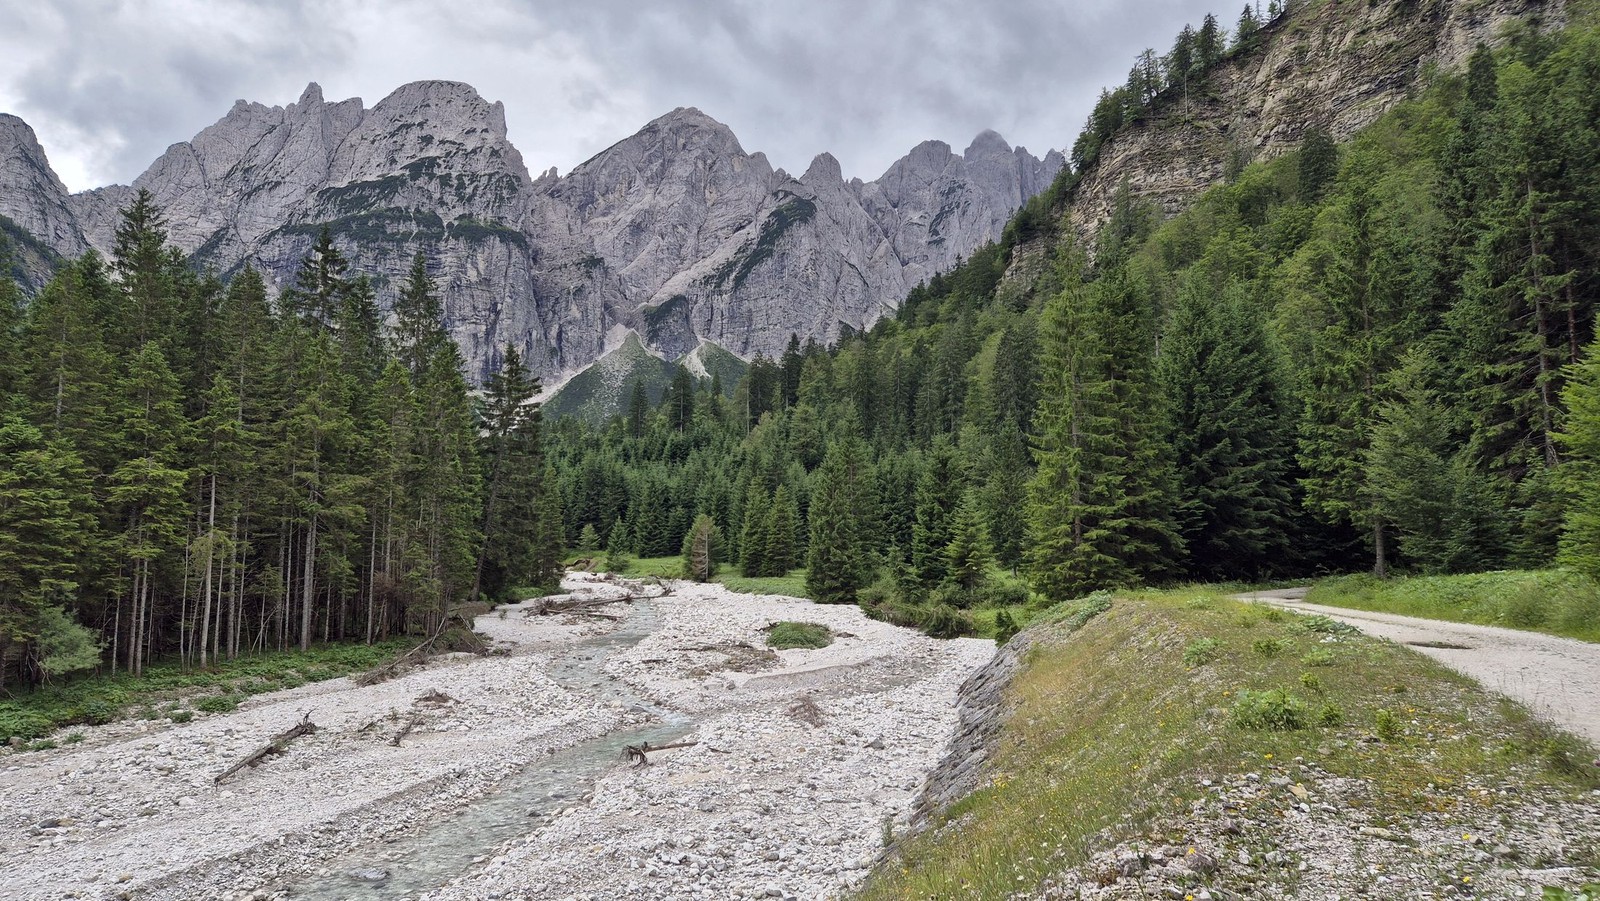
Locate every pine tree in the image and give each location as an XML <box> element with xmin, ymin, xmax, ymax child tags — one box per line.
<box><xmin>1234</xmin><ymin>5</ymin><xmax>1260</xmax><ymax>49</ymax></box>
<box><xmin>911</xmin><ymin>439</ymin><xmax>963</xmax><ymax>588</ymax></box>
<box><xmin>740</xmin><ymin>482</ymin><xmax>771</xmax><ymax>577</ymax></box>
<box><xmin>681</xmin><ymin>514</ymin><xmax>721</xmax><ymax>582</ymax></box>
<box><xmin>577</xmin><ymin>524</ymin><xmax>601</xmax><ymax>553</ymax></box>
<box><xmin>1157</xmin><ymin>280</ymin><xmax>1296</xmax><ymax>580</ymax></box>
<box><xmin>806</xmin><ymin>430</ymin><xmax>871</xmax><ymax>604</ymax></box>
<box><xmin>944</xmin><ymin>492</ymin><xmax>993</xmax><ymax>594</ymax></box>
<box><xmin>1298</xmin><ymin>128</ymin><xmax>1339</xmax><ymax>204</ymax></box>
<box><xmin>765</xmin><ymin>485</ymin><xmax>799</xmax><ymax>575</ymax></box>
<box><xmin>109</xmin><ymin>343</ymin><xmax>192</xmax><ymax>674</ymax></box>
<box><xmin>392</xmin><ymin>253</ymin><xmax>449</xmax><ymax>379</ymax></box>
<box><xmin>474</xmin><ymin>345</ymin><xmax>544</xmax><ymax>601</ymax></box>
<box><xmin>1558</xmin><ymin>337</ymin><xmax>1600</xmax><ymax>582</ymax></box>
<box><xmin>604</xmin><ymin>518</ymin><xmax>633</xmax><ymax>573</ymax></box>
<box><xmin>282</xmin><ymin>227</ymin><xmax>350</xmax><ymax>327</ymax></box>
<box><xmin>1025</xmin><ymin>250</ymin><xmax>1181</xmax><ymax>599</ymax></box>
<box><xmin>0</xmin><ymin>413</ymin><xmax>95</xmax><ymax>689</ymax></box>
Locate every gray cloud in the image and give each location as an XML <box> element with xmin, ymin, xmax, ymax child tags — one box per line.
<box><xmin>0</xmin><ymin>0</ymin><xmax>1224</xmax><ymax>191</ymax></box>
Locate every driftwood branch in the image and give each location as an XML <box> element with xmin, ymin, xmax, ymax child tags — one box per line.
<box><xmin>215</xmin><ymin>713</ymin><xmax>317</xmax><ymax>784</ymax></box>
<box><xmin>624</xmin><ymin>740</ymin><xmax>699</xmax><ymax>766</ymax></box>
<box><xmin>786</xmin><ymin>695</ymin><xmax>826</xmax><ymax>728</ymax></box>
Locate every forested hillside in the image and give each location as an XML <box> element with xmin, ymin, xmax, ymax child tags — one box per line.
<box><xmin>0</xmin><ymin>194</ymin><xmax>562</xmax><ymax>688</ymax></box>
<box><xmin>548</xmin><ymin>17</ymin><xmax>1600</xmax><ymax>628</ymax></box>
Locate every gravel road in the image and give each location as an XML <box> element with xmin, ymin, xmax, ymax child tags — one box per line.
<box><xmin>1238</xmin><ymin>587</ymin><xmax>1600</xmax><ymax>747</ymax></box>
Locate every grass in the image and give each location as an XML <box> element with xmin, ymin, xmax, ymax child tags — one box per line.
<box><xmin>859</xmin><ymin>590</ymin><xmax>1600</xmax><ymax>900</ymax></box>
<box><xmin>590</xmin><ymin>555</ymin><xmax>814</xmax><ymax>599</ymax></box>
<box><xmin>1307</xmin><ymin>569</ymin><xmax>1600</xmax><ymax>643</ymax></box>
<box><xmin>0</xmin><ymin>639</ymin><xmax>411</xmax><ymax>745</ymax></box>
<box><xmin>765</xmin><ymin>621</ymin><xmax>834</xmax><ymax>650</ymax></box>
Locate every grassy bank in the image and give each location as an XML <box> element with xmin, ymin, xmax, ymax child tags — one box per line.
<box><xmin>860</xmin><ymin>590</ymin><xmax>1600</xmax><ymax>900</ymax></box>
<box><xmin>1306</xmin><ymin>570</ymin><xmax>1600</xmax><ymax>643</ymax></box>
<box><xmin>590</xmin><ymin>555</ymin><xmax>813</xmax><ymax>600</ymax></box>
<box><xmin>0</xmin><ymin>639</ymin><xmax>410</xmax><ymax>747</ymax></box>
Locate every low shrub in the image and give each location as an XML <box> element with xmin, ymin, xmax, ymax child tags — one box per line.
<box><xmin>1289</xmin><ymin>614</ymin><xmax>1358</xmax><ymax>637</ymax></box>
<box><xmin>766</xmin><ymin>622</ymin><xmax>833</xmax><ymax>650</ymax></box>
<box><xmin>169</xmin><ymin>709</ymin><xmax>194</xmax><ymax>724</ymax></box>
<box><xmin>993</xmin><ymin>609</ymin><xmax>1022</xmax><ymax>645</ymax></box>
<box><xmin>1252</xmin><ymin>638</ymin><xmax>1290</xmax><ymax>658</ymax></box>
<box><xmin>1301</xmin><ymin>648</ymin><xmax>1337</xmax><ymax>667</ymax></box>
<box><xmin>1230</xmin><ymin>689</ymin><xmax>1308</xmax><ymax>731</ymax></box>
<box><xmin>1374</xmin><ymin>708</ymin><xmax>1401</xmax><ymax>741</ymax></box>
<box><xmin>1183</xmin><ymin>638</ymin><xmax>1222</xmax><ymax>667</ymax></box>
<box><xmin>1317</xmin><ymin>703</ymin><xmax>1345</xmax><ymax>726</ymax></box>
<box><xmin>195</xmin><ymin>694</ymin><xmax>242</xmax><ymax>714</ymax></box>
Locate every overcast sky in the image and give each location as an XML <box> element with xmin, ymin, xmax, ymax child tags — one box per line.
<box><xmin>1</xmin><ymin>0</ymin><xmax>1225</xmax><ymax>194</ymax></box>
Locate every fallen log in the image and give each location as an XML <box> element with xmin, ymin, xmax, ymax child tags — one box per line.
<box><xmin>215</xmin><ymin>713</ymin><xmax>317</xmax><ymax>784</ymax></box>
<box><xmin>533</xmin><ymin>594</ymin><xmax>640</xmax><ymax>616</ymax></box>
<box><xmin>624</xmin><ymin>740</ymin><xmax>699</xmax><ymax>766</ymax></box>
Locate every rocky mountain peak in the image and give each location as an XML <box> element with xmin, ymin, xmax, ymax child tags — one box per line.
<box><xmin>296</xmin><ymin>81</ymin><xmax>326</xmax><ymax>107</ymax></box>
<box><xmin>0</xmin><ymin>113</ymin><xmax>86</xmax><ymax>257</ymax></box>
<box><xmin>963</xmin><ymin>129</ymin><xmax>1012</xmax><ymax>158</ymax></box>
<box><xmin>0</xmin><ymin>89</ymin><xmax>1064</xmax><ymax>387</ymax></box>
<box><xmin>801</xmin><ymin>152</ymin><xmax>843</xmax><ymax>185</ymax></box>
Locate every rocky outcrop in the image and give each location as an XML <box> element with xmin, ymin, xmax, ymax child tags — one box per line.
<box><xmin>0</xmin><ymin>89</ymin><xmax>1059</xmax><ymax>382</ymax></box>
<box><xmin>0</xmin><ymin>114</ymin><xmax>86</xmax><ymax>260</ymax></box>
<box><xmin>1061</xmin><ymin>0</ymin><xmax>1565</xmax><ymax>249</ymax></box>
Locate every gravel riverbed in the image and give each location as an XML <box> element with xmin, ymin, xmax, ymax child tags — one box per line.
<box><xmin>0</xmin><ymin>574</ymin><xmax>993</xmax><ymax>900</ymax></box>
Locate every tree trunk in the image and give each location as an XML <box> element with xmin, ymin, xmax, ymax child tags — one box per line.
<box><xmin>199</xmin><ymin>475</ymin><xmax>217</xmax><ymax>668</ymax></box>
<box><xmin>300</xmin><ymin>512</ymin><xmax>318</xmax><ymax>652</ymax></box>
<box><xmin>1372</xmin><ymin>520</ymin><xmax>1388</xmax><ymax>579</ymax></box>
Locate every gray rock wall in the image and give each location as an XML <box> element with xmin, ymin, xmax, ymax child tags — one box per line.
<box><xmin>0</xmin><ymin>89</ymin><xmax>1060</xmax><ymax>383</ymax></box>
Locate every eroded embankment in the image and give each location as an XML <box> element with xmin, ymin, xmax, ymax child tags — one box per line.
<box><xmin>865</xmin><ymin>593</ymin><xmax>1600</xmax><ymax>901</ymax></box>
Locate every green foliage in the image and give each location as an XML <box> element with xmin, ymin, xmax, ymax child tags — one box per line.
<box><xmin>1302</xmin><ymin>648</ymin><xmax>1337</xmax><ymax>667</ymax></box>
<box><xmin>1230</xmin><ymin>688</ymin><xmax>1308</xmax><ymax>731</ymax></box>
<box><xmin>1251</xmin><ymin>637</ymin><xmax>1290</xmax><ymax>658</ymax></box>
<box><xmin>680</xmin><ymin>513</ymin><xmax>722</xmax><ymax>582</ymax></box>
<box><xmin>1374</xmin><ymin>707</ymin><xmax>1402</xmax><ymax>741</ymax></box>
<box><xmin>1182</xmin><ymin>637</ymin><xmax>1223</xmax><ymax>667</ymax></box>
<box><xmin>1309</xmin><ymin>569</ymin><xmax>1600</xmax><ymax>642</ymax></box>
<box><xmin>765</xmin><ymin>621</ymin><xmax>833</xmax><ymax>650</ymax></box>
<box><xmin>195</xmin><ymin>694</ymin><xmax>242</xmax><ymax>714</ymax></box>
<box><xmin>993</xmin><ymin>609</ymin><xmax>1021</xmax><ymax>645</ymax></box>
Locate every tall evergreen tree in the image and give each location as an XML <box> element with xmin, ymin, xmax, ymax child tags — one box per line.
<box><xmin>806</xmin><ymin>428</ymin><xmax>872</xmax><ymax>604</ymax></box>
<box><xmin>1157</xmin><ymin>280</ymin><xmax>1296</xmax><ymax>580</ymax></box>
<box><xmin>1025</xmin><ymin>251</ymin><xmax>1181</xmax><ymax>598</ymax></box>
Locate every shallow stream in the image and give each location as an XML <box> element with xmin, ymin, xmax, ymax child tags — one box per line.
<box><xmin>285</xmin><ymin>602</ymin><xmax>691</xmax><ymax>900</ymax></box>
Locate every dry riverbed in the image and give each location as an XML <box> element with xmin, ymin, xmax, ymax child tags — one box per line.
<box><xmin>0</xmin><ymin>574</ymin><xmax>993</xmax><ymax>901</ymax></box>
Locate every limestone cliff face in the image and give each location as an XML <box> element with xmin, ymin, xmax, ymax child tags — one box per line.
<box><xmin>0</xmin><ymin>114</ymin><xmax>86</xmax><ymax>260</ymax></box>
<box><xmin>1061</xmin><ymin>0</ymin><xmax>1565</xmax><ymax>249</ymax></box>
<box><xmin>0</xmin><ymin>87</ymin><xmax>1058</xmax><ymax>382</ymax></box>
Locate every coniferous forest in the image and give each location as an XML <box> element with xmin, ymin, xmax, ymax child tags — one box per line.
<box><xmin>0</xmin><ymin>198</ymin><xmax>562</xmax><ymax>688</ymax></box>
<box><xmin>549</xmin><ymin>25</ymin><xmax>1600</xmax><ymax>629</ymax></box>
<box><xmin>4</xmin><ymin>19</ymin><xmax>1600</xmax><ymax>689</ymax></box>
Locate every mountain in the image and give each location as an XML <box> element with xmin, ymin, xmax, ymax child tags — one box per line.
<box><xmin>1003</xmin><ymin>0</ymin><xmax>1564</xmax><ymax>288</ymax></box>
<box><xmin>0</xmin><ymin>89</ymin><xmax>1061</xmax><ymax>384</ymax></box>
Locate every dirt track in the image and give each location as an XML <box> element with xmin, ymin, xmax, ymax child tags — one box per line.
<box><xmin>1238</xmin><ymin>587</ymin><xmax>1600</xmax><ymax>747</ymax></box>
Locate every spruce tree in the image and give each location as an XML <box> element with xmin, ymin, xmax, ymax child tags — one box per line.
<box><xmin>681</xmin><ymin>513</ymin><xmax>721</xmax><ymax>582</ymax></box>
<box><xmin>944</xmin><ymin>492</ymin><xmax>993</xmax><ymax>595</ymax></box>
<box><xmin>740</xmin><ymin>483</ymin><xmax>771</xmax><ymax>577</ymax></box>
<box><xmin>1157</xmin><ymin>280</ymin><xmax>1295</xmax><ymax>580</ymax></box>
<box><xmin>911</xmin><ymin>439</ymin><xmax>963</xmax><ymax>588</ymax></box>
<box><xmin>1558</xmin><ymin>337</ymin><xmax>1600</xmax><ymax>582</ymax></box>
<box><xmin>806</xmin><ymin>430</ymin><xmax>871</xmax><ymax>604</ymax></box>
<box><xmin>0</xmin><ymin>414</ymin><xmax>95</xmax><ymax>688</ymax></box>
<box><xmin>765</xmin><ymin>485</ymin><xmax>799</xmax><ymax>575</ymax></box>
<box><xmin>1025</xmin><ymin>251</ymin><xmax>1181</xmax><ymax>599</ymax></box>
